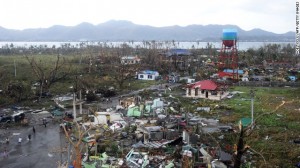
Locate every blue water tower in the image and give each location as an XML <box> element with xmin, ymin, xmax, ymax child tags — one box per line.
<box><xmin>222</xmin><ymin>29</ymin><xmax>237</xmax><ymax>47</ymax></box>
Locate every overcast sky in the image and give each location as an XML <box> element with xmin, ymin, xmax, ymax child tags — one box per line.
<box><xmin>0</xmin><ymin>0</ymin><xmax>295</xmax><ymax>34</ymax></box>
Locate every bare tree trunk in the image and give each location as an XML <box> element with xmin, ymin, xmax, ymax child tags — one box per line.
<box><xmin>62</xmin><ymin>123</ymin><xmax>92</xmax><ymax>168</ymax></box>
<box><xmin>75</xmin><ymin>145</ymin><xmax>81</xmax><ymax>168</ymax></box>
<box><xmin>25</xmin><ymin>54</ymin><xmax>70</xmax><ymax>99</ymax></box>
<box><xmin>234</xmin><ymin>127</ymin><xmax>246</xmax><ymax>168</ymax></box>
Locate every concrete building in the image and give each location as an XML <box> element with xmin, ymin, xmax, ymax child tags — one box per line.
<box><xmin>185</xmin><ymin>80</ymin><xmax>229</xmax><ymax>100</ymax></box>
<box><xmin>137</xmin><ymin>70</ymin><xmax>160</xmax><ymax>80</ymax></box>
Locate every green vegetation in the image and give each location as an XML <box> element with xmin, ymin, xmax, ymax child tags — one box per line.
<box><xmin>122</xmin><ymin>79</ymin><xmax>157</xmax><ymax>92</ymax></box>
<box><xmin>0</xmin><ymin>43</ymin><xmax>299</xmax><ymax>167</ymax></box>
<box><xmin>0</xmin><ymin>53</ymin><xmax>158</xmax><ymax>106</ymax></box>
<box><xmin>169</xmin><ymin>85</ymin><xmax>300</xmax><ymax>166</ymax></box>
<box><xmin>178</xmin><ymin>86</ymin><xmax>300</xmax><ymax>166</ymax></box>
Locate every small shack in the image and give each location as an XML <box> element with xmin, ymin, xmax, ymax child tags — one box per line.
<box><xmin>137</xmin><ymin>70</ymin><xmax>160</xmax><ymax>80</ymax></box>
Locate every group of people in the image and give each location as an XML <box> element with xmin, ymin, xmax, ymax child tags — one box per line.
<box><xmin>2</xmin><ymin>126</ymin><xmax>37</xmax><ymax>158</ymax></box>
<box><xmin>18</xmin><ymin>126</ymin><xmax>36</xmax><ymax>144</ymax></box>
<box><xmin>2</xmin><ymin>117</ymin><xmax>50</xmax><ymax>159</ymax></box>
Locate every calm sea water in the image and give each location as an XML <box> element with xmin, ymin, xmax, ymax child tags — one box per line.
<box><xmin>0</xmin><ymin>41</ymin><xmax>294</xmax><ymax>51</ymax></box>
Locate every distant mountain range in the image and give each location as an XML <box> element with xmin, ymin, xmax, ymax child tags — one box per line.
<box><xmin>0</xmin><ymin>20</ymin><xmax>295</xmax><ymax>42</ymax></box>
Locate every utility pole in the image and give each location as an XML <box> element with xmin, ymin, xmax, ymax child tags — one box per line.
<box><xmin>79</xmin><ymin>90</ymin><xmax>82</xmax><ymax>114</ymax></box>
<box><xmin>59</xmin><ymin>128</ymin><xmax>63</xmax><ymax>164</ymax></box>
<box><xmin>185</xmin><ymin>107</ymin><xmax>189</xmax><ymax>127</ymax></box>
<box><xmin>67</xmin><ymin>142</ymin><xmax>71</xmax><ymax>166</ymax></box>
<box><xmin>250</xmin><ymin>89</ymin><xmax>255</xmax><ymax>129</ymax></box>
<box><xmin>73</xmin><ymin>76</ymin><xmax>78</xmax><ymax>120</ymax></box>
<box><xmin>39</xmin><ymin>80</ymin><xmax>43</xmax><ymax>102</ymax></box>
<box><xmin>14</xmin><ymin>60</ymin><xmax>17</xmax><ymax>77</ymax></box>
<box><xmin>73</xmin><ymin>92</ymin><xmax>77</xmax><ymax>120</ymax></box>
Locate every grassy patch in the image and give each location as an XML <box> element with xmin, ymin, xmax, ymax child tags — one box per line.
<box><xmin>123</xmin><ymin>80</ymin><xmax>157</xmax><ymax>92</ymax></box>
<box><xmin>176</xmin><ymin>86</ymin><xmax>300</xmax><ymax>167</ymax></box>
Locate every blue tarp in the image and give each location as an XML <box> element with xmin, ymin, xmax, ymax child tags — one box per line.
<box><xmin>288</xmin><ymin>76</ymin><xmax>297</xmax><ymax>81</ymax></box>
<box><xmin>223</xmin><ymin>69</ymin><xmax>244</xmax><ymax>75</ymax></box>
<box><xmin>140</xmin><ymin>70</ymin><xmax>159</xmax><ymax>75</ymax></box>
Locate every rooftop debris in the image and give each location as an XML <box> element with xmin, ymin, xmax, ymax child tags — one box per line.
<box><xmin>4</xmin><ymin>81</ymin><xmax>293</xmax><ymax>167</ymax></box>
<box><xmin>56</xmin><ymin>93</ymin><xmax>241</xmax><ymax>168</ymax></box>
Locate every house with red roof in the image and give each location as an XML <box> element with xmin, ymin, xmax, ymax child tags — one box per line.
<box><xmin>185</xmin><ymin>80</ymin><xmax>229</xmax><ymax>100</ymax></box>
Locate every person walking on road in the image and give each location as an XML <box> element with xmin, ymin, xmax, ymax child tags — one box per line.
<box><xmin>5</xmin><ymin>137</ymin><xmax>9</xmax><ymax>144</ymax></box>
<box><xmin>28</xmin><ymin>134</ymin><xmax>31</xmax><ymax>141</ymax></box>
<box><xmin>18</xmin><ymin>137</ymin><xmax>22</xmax><ymax>144</ymax></box>
<box><xmin>42</xmin><ymin>118</ymin><xmax>47</xmax><ymax>127</ymax></box>
<box><xmin>33</xmin><ymin>126</ymin><xmax>36</xmax><ymax>134</ymax></box>
<box><xmin>3</xmin><ymin>147</ymin><xmax>8</xmax><ymax>158</ymax></box>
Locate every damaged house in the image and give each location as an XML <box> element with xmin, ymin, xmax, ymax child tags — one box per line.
<box><xmin>134</xmin><ymin>125</ymin><xmax>181</xmax><ymax>149</ymax></box>
<box><xmin>185</xmin><ymin>80</ymin><xmax>229</xmax><ymax>100</ymax></box>
<box><xmin>121</xmin><ymin>55</ymin><xmax>141</xmax><ymax>65</ymax></box>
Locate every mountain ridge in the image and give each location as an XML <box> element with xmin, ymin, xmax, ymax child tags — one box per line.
<box><xmin>0</xmin><ymin>20</ymin><xmax>295</xmax><ymax>42</ymax></box>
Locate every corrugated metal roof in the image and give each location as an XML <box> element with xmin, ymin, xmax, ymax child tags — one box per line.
<box><xmin>132</xmin><ymin>139</ymin><xmax>177</xmax><ymax>149</ymax></box>
<box><xmin>144</xmin><ymin>141</ymin><xmax>163</xmax><ymax>148</ymax></box>
<box><xmin>223</xmin><ymin>69</ymin><xmax>244</xmax><ymax>74</ymax></box>
<box><xmin>139</xmin><ymin>70</ymin><xmax>159</xmax><ymax>75</ymax></box>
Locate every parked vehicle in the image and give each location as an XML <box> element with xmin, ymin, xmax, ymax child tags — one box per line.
<box><xmin>0</xmin><ymin>116</ymin><xmax>12</xmax><ymax>123</ymax></box>
<box><xmin>11</xmin><ymin>112</ymin><xmax>25</xmax><ymax>122</ymax></box>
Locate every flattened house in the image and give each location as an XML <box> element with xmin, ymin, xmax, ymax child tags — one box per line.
<box><xmin>185</xmin><ymin>80</ymin><xmax>228</xmax><ymax>100</ymax></box>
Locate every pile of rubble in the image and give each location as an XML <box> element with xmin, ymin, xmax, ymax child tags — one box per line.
<box><xmin>61</xmin><ymin>92</ymin><xmax>240</xmax><ymax>168</ymax></box>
